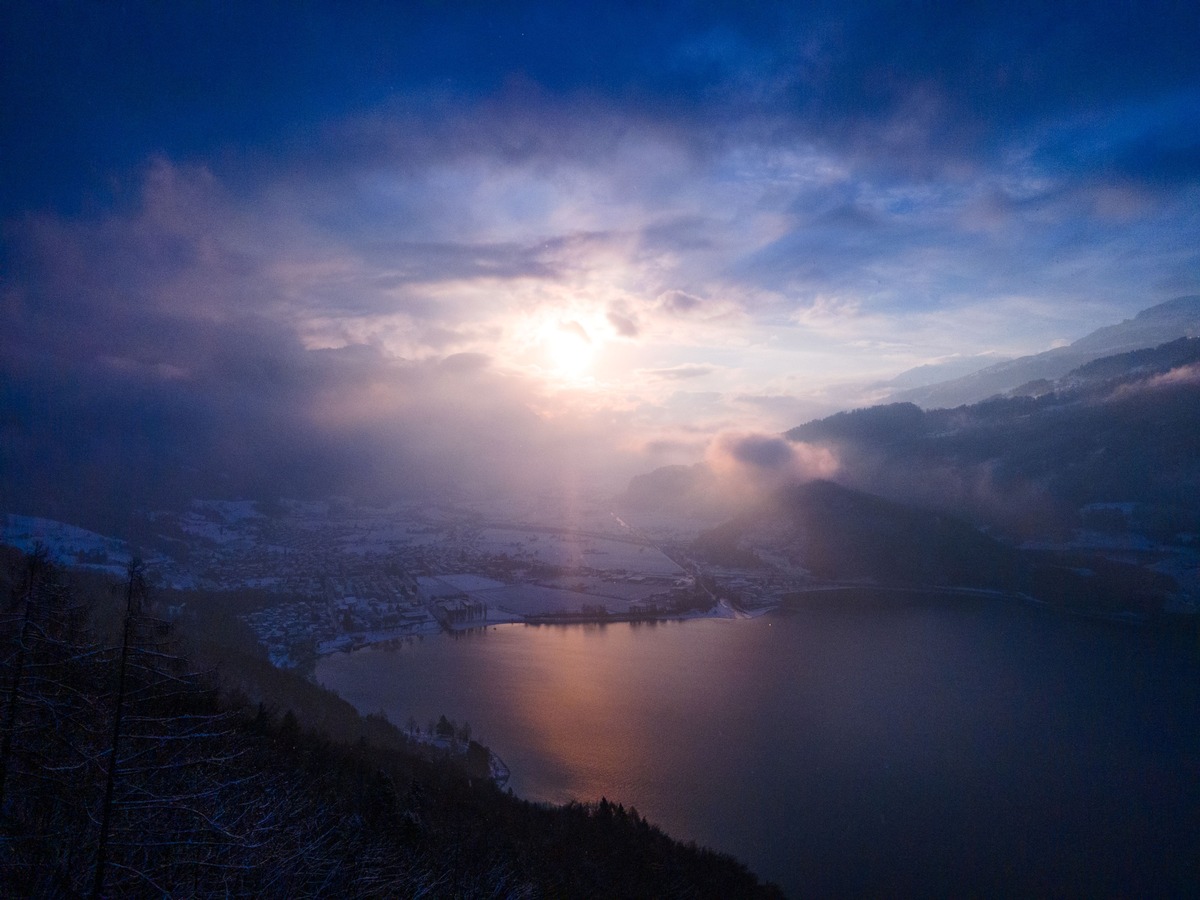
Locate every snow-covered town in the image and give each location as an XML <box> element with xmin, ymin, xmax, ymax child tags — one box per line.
<box><xmin>2</xmin><ymin>495</ymin><xmax>805</xmax><ymax>670</ymax></box>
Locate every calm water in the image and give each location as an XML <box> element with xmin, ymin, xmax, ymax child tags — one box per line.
<box><xmin>316</xmin><ymin>598</ymin><xmax>1200</xmax><ymax>896</ymax></box>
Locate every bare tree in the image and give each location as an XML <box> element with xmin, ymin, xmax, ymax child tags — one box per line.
<box><xmin>2</xmin><ymin>551</ymin><xmax>446</xmax><ymax>896</ymax></box>
<box><xmin>0</xmin><ymin>547</ymin><xmax>105</xmax><ymax>892</ymax></box>
<box><xmin>0</xmin><ymin>544</ymin><xmax>48</xmax><ymax>808</ymax></box>
<box><xmin>88</xmin><ymin>559</ymin><xmax>281</xmax><ymax>896</ymax></box>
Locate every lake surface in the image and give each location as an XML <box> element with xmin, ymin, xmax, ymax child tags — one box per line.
<box><xmin>316</xmin><ymin>597</ymin><xmax>1200</xmax><ymax>896</ymax></box>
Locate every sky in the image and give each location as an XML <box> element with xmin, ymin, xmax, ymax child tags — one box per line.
<box><xmin>3</xmin><ymin>1</ymin><xmax>1199</xmax><ymax>510</ymax></box>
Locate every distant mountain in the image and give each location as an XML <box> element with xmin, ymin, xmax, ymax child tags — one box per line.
<box><xmin>873</xmin><ymin>352</ymin><xmax>1012</xmax><ymax>393</ymax></box>
<box><xmin>616</xmin><ymin>462</ymin><xmax>746</xmax><ymax>528</ymax></box>
<box><xmin>1012</xmin><ymin>336</ymin><xmax>1200</xmax><ymax>397</ymax></box>
<box><xmin>1070</xmin><ymin>296</ymin><xmax>1200</xmax><ymax>354</ymax></box>
<box><xmin>620</xmin><ymin>464</ymin><xmax>715</xmax><ymax>511</ymax></box>
<box><xmin>786</xmin><ymin>337</ymin><xmax>1200</xmax><ymax>541</ymax></box>
<box><xmin>889</xmin><ymin>296</ymin><xmax>1200</xmax><ymax>408</ymax></box>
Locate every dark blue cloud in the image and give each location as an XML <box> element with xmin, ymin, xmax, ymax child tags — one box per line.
<box><xmin>0</xmin><ymin>2</ymin><xmax>777</xmax><ymax>214</ymax></box>
<box><xmin>727</xmin><ymin>434</ymin><xmax>793</xmax><ymax>470</ymax></box>
<box><xmin>6</xmin><ymin>1</ymin><xmax>1196</xmax><ymax>218</ymax></box>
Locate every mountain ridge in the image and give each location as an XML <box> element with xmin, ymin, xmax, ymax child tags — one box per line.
<box><xmin>624</xmin><ymin>334</ymin><xmax>1200</xmax><ymax>614</ymax></box>
<box><xmin>887</xmin><ymin>295</ymin><xmax>1200</xmax><ymax>409</ymax></box>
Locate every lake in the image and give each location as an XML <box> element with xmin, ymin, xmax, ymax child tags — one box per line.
<box><xmin>316</xmin><ymin>596</ymin><xmax>1200</xmax><ymax>896</ymax></box>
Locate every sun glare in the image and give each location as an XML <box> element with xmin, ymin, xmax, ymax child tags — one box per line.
<box><xmin>504</xmin><ymin>301</ymin><xmax>629</xmax><ymax>386</ymax></box>
<box><xmin>545</xmin><ymin>321</ymin><xmax>595</xmax><ymax>379</ymax></box>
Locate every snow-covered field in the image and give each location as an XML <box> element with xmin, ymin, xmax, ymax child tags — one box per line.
<box><xmin>418</xmin><ymin>572</ymin><xmax>656</xmax><ymax>616</ymax></box>
<box><xmin>192</xmin><ymin>499</ymin><xmax>264</xmax><ymax>522</ymax></box>
<box><xmin>475</xmin><ymin>527</ymin><xmax>684</xmax><ymax>576</ymax></box>
<box><xmin>421</xmin><ymin>574</ymin><xmax>508</xmax><ymax>594</ymax></box>
<box><xmin>2</xmin><ymin>514</ymin><xmax>130</xmax><ymax>573</ymax></box>
<box><xmin>535</xmin><ymin>576</ymin><xmax>674</xmax><ymax>602</ymax></box>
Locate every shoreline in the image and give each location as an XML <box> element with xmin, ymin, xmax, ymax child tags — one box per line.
<box><xmin>312</xmin><ymin>602</ymin><xmax>739</xmax><ymax>656</ymax></box>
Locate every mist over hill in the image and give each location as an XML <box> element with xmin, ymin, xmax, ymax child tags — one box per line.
<box><xmin>786</xmin><ymin>337</ymin><xmax>1200</xmax><ymax>538</ymax></box>
<box><xmin>624</xmin><ymin>335</ymin><xmax>1200</xmax><ymax>614</ymax></box>
<box><xmin>626</xmin><ymin>336</ymin><xmax>1200</xmax><ymax>540</ymax></box>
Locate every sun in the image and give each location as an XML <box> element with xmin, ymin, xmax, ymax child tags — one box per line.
<box><xmin>544</xmin><ymin>320</ymin><xmax>595</xmax><ymax>379</ymax></box>
<box><xmin>508</xmin><ymin>309</ymin><xmax>607</xmax><ymax>384</ymax></box>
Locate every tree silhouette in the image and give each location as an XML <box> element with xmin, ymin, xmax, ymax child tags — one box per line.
<box><xmin>0</xmin><ymin>546</ymin><xmax>103</xmax><ymax>891</ymax></box>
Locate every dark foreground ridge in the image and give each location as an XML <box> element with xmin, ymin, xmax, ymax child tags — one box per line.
<box><xmin>0</xmin><ymin>546</ymin><xmax>783</xmax><ymax>898</ymax></box>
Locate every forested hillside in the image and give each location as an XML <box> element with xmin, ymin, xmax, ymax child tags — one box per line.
<box><xmin>0</xmin><ymin>547</ymin><xmax>782</xmax><ymax>898</ymax></box>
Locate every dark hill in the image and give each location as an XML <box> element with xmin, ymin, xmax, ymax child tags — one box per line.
<box><xmin>695</xmin><ymin>480</ymin><xmax>1021</xmax><ymax>589</ymax></box>
<box><xmin>785</xmin><ymin>402</ymin><xmax>928</xmax><ymax>446</ymax></box>
<box><xmin>692</xmin><ymin>481</ymin><xmax>1177</xmax><ymax>614</ymax></box>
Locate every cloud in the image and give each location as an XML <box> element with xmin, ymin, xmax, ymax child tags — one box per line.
<box><xmin>658</xmin><ymin>290</ymin><xmax>705</xmax><ymax>315</ymax></box>
<box><xmin>1110</xmin><ymin>362</ymin><xmax>1200</xmax><ymax>399</ymax></box>
<box><xmin>0</xmin><ymin>160</ymin><xmax>673</xmax><ymax>520</ymax></box>
<box><xmin>3</xmin><ymin>1</ymin><xmax>1199</xmax><ymax>524</ymax></box>
<box><xmin>640</xmin><ymin>365</ymin><xmax>714</xmax><ymax>381</ymax></box>
<box><xmin>606</xmin><ymin>309</ymin><xmax>640</xmax><ymax>337</ymax></box>
<box><xmin>6</xmin><ymin>1</ymin><xmax>1199</xmax><ymax>224</ymax></box>
<box><xmin>356</xmin><ymin>240</ymin><xmax>561</xmax><ymax>285</ymax></box>
<box><xmin>1146</xmin><ymin>362</ymin><xmax>1200</xmax><ymax>388</ymax></box>
<box><xmin>560</xmin><ymin>320</ymin><xmax>591</xmax><ymax>344</ymax></box>
<box><xmin>706</xmin><ymin>431</ymin><xmax>838</xmax><ymax>495</ymax></box>
<box><xmin>725</xmin><ymin>433</ymin><xmax>793</xmax><ymax>469</ymax></box>
<box><xmin>438</xmin><ymin>351</ymin><xmax>493</xmax><ymax>373</ymax></box>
